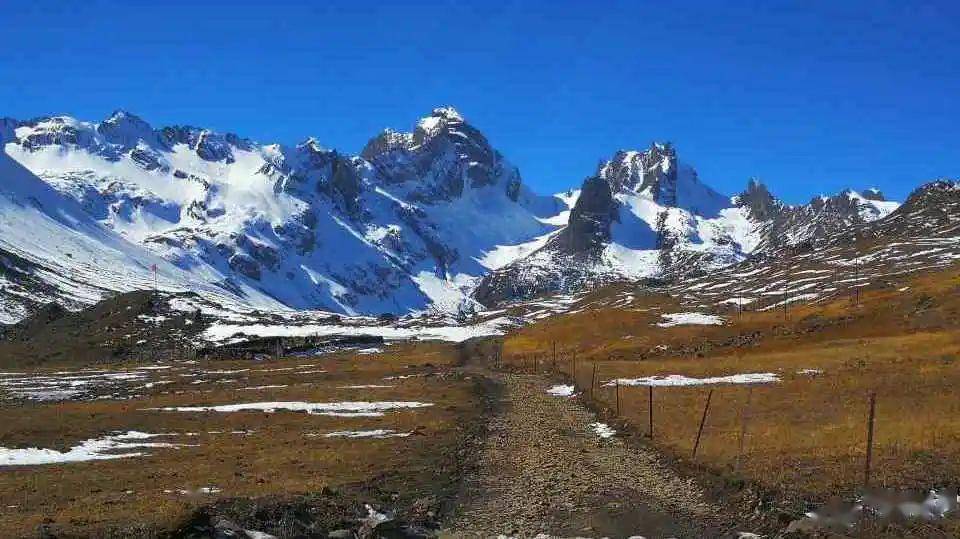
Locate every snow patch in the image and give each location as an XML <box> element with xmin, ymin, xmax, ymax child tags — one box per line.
<box><xmin>590</xmin><ymin>422</ymin><xmax>616</xmax><ymax>439</ymax></box>
<box><xmin>611</xmin><ymin>373</ymin><xmax>779</xmax><ymax>387</ymax></box>
<box><xmin>655</xmin><ymin>312</ymin><xmax>725</xmax><ymax>327</ymax></box>
<box><xmin>0</xmin><ymin>431</ymin><xmax>186</xmax><ymax>466</ymax></box>
<box><xmin>312</xmin><ymin>429</ymin><xmax>412</xmax><ymax>439</ymax></box>
<box><xmin>144</xmin><ymin>400</ymin><xmax>433</xmax><ymax>417</ymax></box>
<box><xmin>546</xmin><ymin>384</ymin><xmax>576</xmax><ymax>397</ymax></box>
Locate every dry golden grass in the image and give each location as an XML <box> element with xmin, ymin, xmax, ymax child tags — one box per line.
<box><xmin>501</xmin><ymin>265</ymin><xmax>960</xmax><ymax>506</ymax></box>
<box><xmin>0</xmin><ymin>342</ymin><xmax>480</xmax><ymax>538</ymax></box>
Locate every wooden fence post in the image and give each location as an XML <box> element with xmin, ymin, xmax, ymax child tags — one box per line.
<box><xmin>552</xmin><ymin>340</ymin><xmax>557</xmax><ymax>371</ymax></box>
<box><xmin>648</xmin><ymin>386</ymin><xmax>654</xmax><ymax>438</ymax></box>
<box><xmin>534</xmin><ymin>355</ymin><xmax>539</xmax><ymax>373</ymax></box>
<box><xmin>590</xmin><ymin>363</ymin><xmax>598</xmax><ymax>400</ymax></box>
<box><xmin>692</xmin><ymin>389</ymin><xmax>715</xmax><ymax>460</ymax></box>
<box><xmin>865</xmin><ymin>392</ymin><xmax>877</xmax><ymax>487</ymax></box>
<box><xmin>615</xmin><ymin>380</ymin><xmax>621</xmax><ymax>417</ymax></box>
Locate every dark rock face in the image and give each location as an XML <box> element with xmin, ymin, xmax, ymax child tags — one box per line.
<box><xmin>129</xmin><ymin>148</ymin><xmax>162</xmax><ymax>171</ymax></box>
<box><xmin>329</xmin><ymin>154</ymin><xmax>363</xmax><ymax>215</ymax></box>
<box><xmin>894</xmin><ymin>179</ymin><xmax>959</xmax><ymax>223</ymax></box>
<box><xmin>555</xmin><ymin>175</ymin><xmax>618</xmax><ymax>254</ymax></box>
<box><xmin>228</xmin><ymin>253</ymin><xmax>261</xmax><ymax>281</ymax></box>
<box><xmin>861</xmin><ymin>187</ymin><xmax>887</xmax><ymax>201</ymax></box>
<box><xmin>97</xmin><ymin>110</ymin><xmax>156</xmax><ymax>147</ymax></box>
<box><xmin>754</xmin><ymin>187</ymin><xmax>897</xmax><ymax>253</ymax></box>
<box><xmin>736</xmin><ymin>178</ymin><xmax>783</xmax><ymax>221</ymax></box>
<box><xmin>236</xmin><ymin>235</ymin><xmax>280</xmax><ymax>272</ymax></box>
<box><xmin>360</xmin><ymin>129</ymin><xmax>412</xmax><ymax>160</ymax></box>
<box><xmin>398</xmin><ymin>205</ymin><xmax>458</xmax><ymax>273</ymax></box>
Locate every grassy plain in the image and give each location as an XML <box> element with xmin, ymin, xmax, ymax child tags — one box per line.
<box><xmin>0</xmin><ymin>342</ymin><xmax>481</xmax><ymax>538</ymax></box>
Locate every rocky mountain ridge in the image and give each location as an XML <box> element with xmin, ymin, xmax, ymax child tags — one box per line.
<box><xmin>0</xmin><ymin>108</ymin><xmax>909</xmax><ymax>321</ymax></box>
<box><xmin>475</xmin><ymin>144</ymin><xmax>900</xmax><ymax>305</ymax></box>
<box><xmin>0</xmin><ymin>107</ymin><xmax>563</xmax><ymax>322</ymax></box>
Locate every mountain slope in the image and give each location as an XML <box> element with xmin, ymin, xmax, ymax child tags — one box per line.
<box><xmin>666</xmin><ymin>179</ymin><xmax>960</xmax><ymax>312</ymax></box>
<box><xmin>1</xmin><ymin>108</ymin><xmax>565</xmax><ymax>321</ymax></box>
<box><xmin>0</xmin><ymin>150</ymin><xmax>285</xmax><ymax>323</ymax></box>
<box><xmin>475</xmin><ymin>145</ymin><xmax>900</xmax><ymax>306</ymax></box>
<box><xmin>0</xmin><ymin>108</ymin><xmax>912</xmax><ymax>322</ymax></box>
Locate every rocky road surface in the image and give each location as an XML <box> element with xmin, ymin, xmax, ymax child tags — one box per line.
<box><xmin>442</xmin><ymin>366</ymin><xmax>734</xmax><ymax>538</ymax></box>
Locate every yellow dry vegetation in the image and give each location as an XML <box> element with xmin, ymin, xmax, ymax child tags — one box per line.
<box><xmin>501</xmin><ymin>265</ymin><xmax>960</xmax><ymax>506</ymax></box>
<box><xmin>0</xmin><ymin>342</ymin><xmax>479</xmax><ymax>538</ymax></box>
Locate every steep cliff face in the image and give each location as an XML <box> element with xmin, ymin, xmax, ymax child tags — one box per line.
<box><xmin>735</xmin><ymin>178</ymin><xmax>783</xmax><ymax>222</ymax></box>
<box><xmin>553</xmin><ymin>176</ymin><xmax>618</xmax><ymax>255</ymax></box>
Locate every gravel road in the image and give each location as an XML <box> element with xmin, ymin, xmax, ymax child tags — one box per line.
<box><xmin>442</xmin><ymin>370</ymin><xmax>732</xmax><ymax>538</ymax></box>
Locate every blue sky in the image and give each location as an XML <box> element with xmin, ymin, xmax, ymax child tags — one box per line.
<box><xmin>2</xmin><ymin>0</ymin><xmax>957</xmax><ymax>203</ymax></box>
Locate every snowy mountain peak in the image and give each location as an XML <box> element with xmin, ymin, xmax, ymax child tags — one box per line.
<box><xmin>597</xmin><ymin>143</ymin><xmax>729</xmax><ymax>218</ymax></box>
<box><xmin>97</xmin><ymin>110</ymin><xmax>156</xmax><ymax>147</ymax></box>
<box><xmin>0</xmin><ymin>107</ymin><xmax>566</xmax><ymax>321</ymax></box>
<box><xmin>598</xmin><ymin>143</ymin><xmax>676</xmax><ymax>197</ymax></box>
<box><xmin>430</xmin><ymin>106</ymin><xmax>464</xmax><ymax>122</ymax></box>
<box><xmin>297</xmin><ymin>136</ymin><xmax>328</xmax><ymax>154</ymax></box>
<box><xmin>361</xmin><ymin>107</ymin><xmax>520</xmax><ymax>203</ymax></box>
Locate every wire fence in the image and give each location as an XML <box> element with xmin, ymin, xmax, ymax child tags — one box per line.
<box><xmin>493</xmin><ymin>345</ymin><xmax>960</xmax><ymax>498</ymax></box>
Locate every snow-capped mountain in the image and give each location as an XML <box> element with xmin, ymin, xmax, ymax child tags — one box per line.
<box><xmin>0</xmin><ymin>107</ymin><xmax>908</xmax><ymax>322</ymax></box>
<box><xmin>475</xmin><ymin>145</ymin><xmax>900</xmax><ymax>305</ymax></box>
<box><xmin>0</xmin><ymin>108</ymin><xmax>564</xmax><ymax>323</ymax></box>
<box><xmin>737</xmin><ymin>180</ymin><xmax>901</xmax><ymax>253</ymax></box>
<box><xmin>666</xmin><ymin>178</ymin><xmax>960</xmax><ymax>313</ymax></box>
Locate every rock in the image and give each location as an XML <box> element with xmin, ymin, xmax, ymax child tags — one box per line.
<box><xmin>228</xmin><ymin>253</ymin><xmax>262</xmax><ymax>281</ymax></box>
<box><xmin>736</xmin><ymin>177</ymin><xmax>782</xmax><ymax>221</ymax></box>
<box><xmin>209</xmin><ymin>516</ymin><xmax>247</xmax><ymax>538</ymax></box>
<box><xmin>327</xmin><ymin>529</ymin><xmax>354</xmax><ymax>538</ymax></box>
<box><xmin>784</xmin><ymin>517</ymin><xmax>818</xmax><ymax>533</ymax></box>
<box><xmin>555</xmin><ymin>175</ymin><xmax>618</xmax><ymax>255</ymax></box>
<box><xmin>600</xmin><ymin>142</ymin><xmax>678</xmax><ymax>204</ymax></box>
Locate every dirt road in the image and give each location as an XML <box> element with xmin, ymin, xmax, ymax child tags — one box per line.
<box><xmin>443</xmin><ymin>360</ymin><xmax>735</xmax><ymax>538</ymax></box>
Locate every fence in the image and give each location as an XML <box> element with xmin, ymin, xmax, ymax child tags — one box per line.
<box><xmin>490</xmin><ymin>345</ymin><xmax>960</xmax><ymax>499</ymax></box>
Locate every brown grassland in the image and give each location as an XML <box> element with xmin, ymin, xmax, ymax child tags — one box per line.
<box><xmin>0</xmin><ymin>342</ymin><xmax>481</xmax><ymax>538</ymax></box>
<box><xmin>501</xmin><ymin>265</ymin><xmax>960</xmax><ymax>519</ymax></box>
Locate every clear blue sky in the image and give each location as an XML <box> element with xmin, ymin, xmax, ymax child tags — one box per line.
<box><xmin>2</xmin><ymin>0</ymin><xmax>957</xmax><ymax>203</ymax></box>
